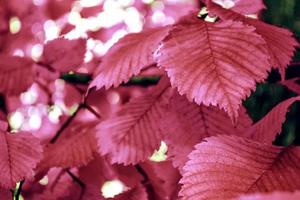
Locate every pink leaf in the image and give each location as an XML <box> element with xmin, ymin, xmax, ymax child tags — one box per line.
<box><xmin>89</xmin><ymin>26</ymin><xmax>170</xmax><ymax>90</ymax></box>
<box><xmin>96</xmin><ymin>78</ymin><xmax>173</xmax><ymax>165</ymax></box>
<box><xmin>163</xmin><ymin>93</ymin><xmax>252</xmax><ymax>171</ymax></box>
<box><xmin>42</xmin><ymin>38</ymin><xmax>86</xmax><ymax>72</ymax></box>
<box><xmin>38</xmin><ymin>121</ymin><xmax>98</xmax><ymax>170</ymax></box>
<box><xmin>180</xmin><ymin>135</ymin><xmax>300</xmax><ymax>199</ymax></box>
<box><xmin>156</xmin><ymin>14</ymin><xmax>270</xmax><ymax>121</ymax></box>
<box><xmin>207</xmin><ymin>1</ymin><xmax>299</xmax><ymax>78</ymax></box>
<box><xmin>0</xmin><ymin>54</ymin><xmax>34</xmax><ymax>95</ymax></box>
<box><xmin>246</xmin><ymin>96</ymin><xmax>300</xmax><ymax>144</ymax></box>
<box><xmin>0</xmin><ymin>131</ymin><xmax>43</xmax><ymax>188</ymax></box>
<box><xmin>232</xmin><ymin>191</ymin><xmax>300</xmax><ymax>200</ymax></box>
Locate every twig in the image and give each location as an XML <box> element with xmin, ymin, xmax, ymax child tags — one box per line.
<box><xmin>135</xmin><ymin>165</ymin><xmax>149</xmax><ymax>184</ymax></box>
<box><xmin>66</xmin><ymin>169</ymin><xmax>85</xmax><ymax>200</ymax></box>
<box><xmin>66</xmin><ymin>169</ymin><xmax>85</xmax><ymax>188</ymax></box>
<box><xmin>289</xmin><ymin>61</ymin><xmax>300</xmax><ymax>67</ymax></box>
<box><xmin>83</xmin><ymin>104</ymin><xmax>101</xmax><ymax>119</ymax></box>
<box><xmin>35</xmin><ymin>79</ymin><xmax>53</xmax><ymax>105</ymax></box>
<box><xmin>50</xmin><ymin>104</ymin><xmax>84</xmax><ymax>143</ymax></box>
<box><xmin>15</xmin><ymin>179</ymin><xmax>25</xmax><ymax>200</ymax></box>
<box><xmin>36</xmin><ymin>61</ymin><xmax>56</xmax><ymax>73</ymax></box>
<box><xmin>0</xmin><ymin>94</ymin><xmax>8</xmax><ymax>115</ymax></box>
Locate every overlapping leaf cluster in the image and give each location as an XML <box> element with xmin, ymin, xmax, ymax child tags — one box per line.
<box><xmin>0</xmin><ymin>0</ymin><xmax>299</xmax><ymax>199</ymax></box>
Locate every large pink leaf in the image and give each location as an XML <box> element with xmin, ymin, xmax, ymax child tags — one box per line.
<box><xmin>246</xmin><ymin>96</ymin><xmax>300</xmax><ymax>144</ymax></box>
<box><xmin>212</xmin><ymin>0</ymin><xmax>265</xmax><ymax>14</ymax></box>
<box><xmin>96</xmin><ymin>78</ymin><xmax>173</xmax><ymax>165</ymax></box>
<box><xmin>180</xmin><ymin>135</ymin><xmax>300</xmax><ymax>200</ymax></box>
<box><xmin>38</xmin><ymin>121</ymin><xmax>98</xmax><ymax>170</ymax></box>
<box><xmin>207</xmin><ymin>1</ymin><xmax>299</xmax><ymax>78</ymax></box>
<box><xmin>42</xmin><ymin>38</ymin><xmax>86</xmax><ymax>72</ymax></box>
<box><xmin>233</xmin><ymin>191</ymin><xmax>300</xmax><ymax>200</ymax></box>
<box><xmin>89</xmin><ymin>26</ymin><xmax>170</xmax><ymax>90</ymax></box>
<box><xmin>157</xmin><ymin>14</ymin><xmax>270</xmax><ymax>121</ymax></box>
<box><xmin>163</xmin><ymin>93</ymin><xmax>252</xmax><ymax>171</ymax></box>
<box><xmin>0</xmin><ymin>131</ymin><xmax>43</xmax><ymax>188</ymax></box>
<box><xmin>0</xmin><ymin>54</ymin><xmax>34</xmax><ymax>95</ymax></box>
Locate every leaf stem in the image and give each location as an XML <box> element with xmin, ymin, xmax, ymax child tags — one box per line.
<box><xmin>15</xmin><ymin>179</ymin><xmax>25</xmax><ymax>200</ymax></box>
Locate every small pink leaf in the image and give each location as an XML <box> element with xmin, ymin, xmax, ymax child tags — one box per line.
<box><xmin>180</xmin><ymin>135</ymin><xmax>300</xmax><ymax>199</ymax></box>
<box><xmin>163</xmin><ymin>93</ymin><xmax>252</xmax><ymax>171</ymax></box>
<box><xmin>0</xmin><ymin>131</ymin><xmax>43</xmax><ymax>188</ymax></box>
<box><xmin>157</xmin><ymin>14</ymin><xmax>270</xmax><ymax>121</ymax></box>
<box><xmin>38</xmin><ymin>121</ymin><xmax>98</xmax><ymax>170</ymax></box>
<box><xmin>0</xmin><ymin>54</ymin><xmax>34</xmax><ymax>95</ymax></box>
<box><xmin>246</xmin><ymin>96</ymin><xmax>300</xmax><ymax>144</ymax></box>
<box><xmin>96</xmin><ymin>78</ymin><xmax>173</xmax><ymax>165</ymax></box>
<box><xmin>207</xmin><ymin>1</ymin><xmax>299</xmax><ymax>79</ymax></box>
<box><xmin>89</xmin><ymin>26</ymin><xmax>170</xmax><ymax>90</ymax></box>
<box><xmin>42</xmin><ymin>38</ymin><xmax>86</xmax><ymax>72</ymax></box>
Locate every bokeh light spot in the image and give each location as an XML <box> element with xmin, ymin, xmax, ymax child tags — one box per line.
<box><xmin>9</xmin><ymin>17</ymin><xmax>21</xmax><ymax>34</ymax></box>
<box><xmin>101</xmin><ymin>179</ymin><xmax>127</xmax><ymax>198</ymax></box>
<box><xmin>149</xmin><ymin>141</ymin><xmax>168</xmax><ymax>162</ymax></box>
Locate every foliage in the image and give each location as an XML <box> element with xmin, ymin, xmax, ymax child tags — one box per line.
<box><xmin>0</xmin><ymin>0</ymin><xmax>299</xmax><ymax>199</ymax></box>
